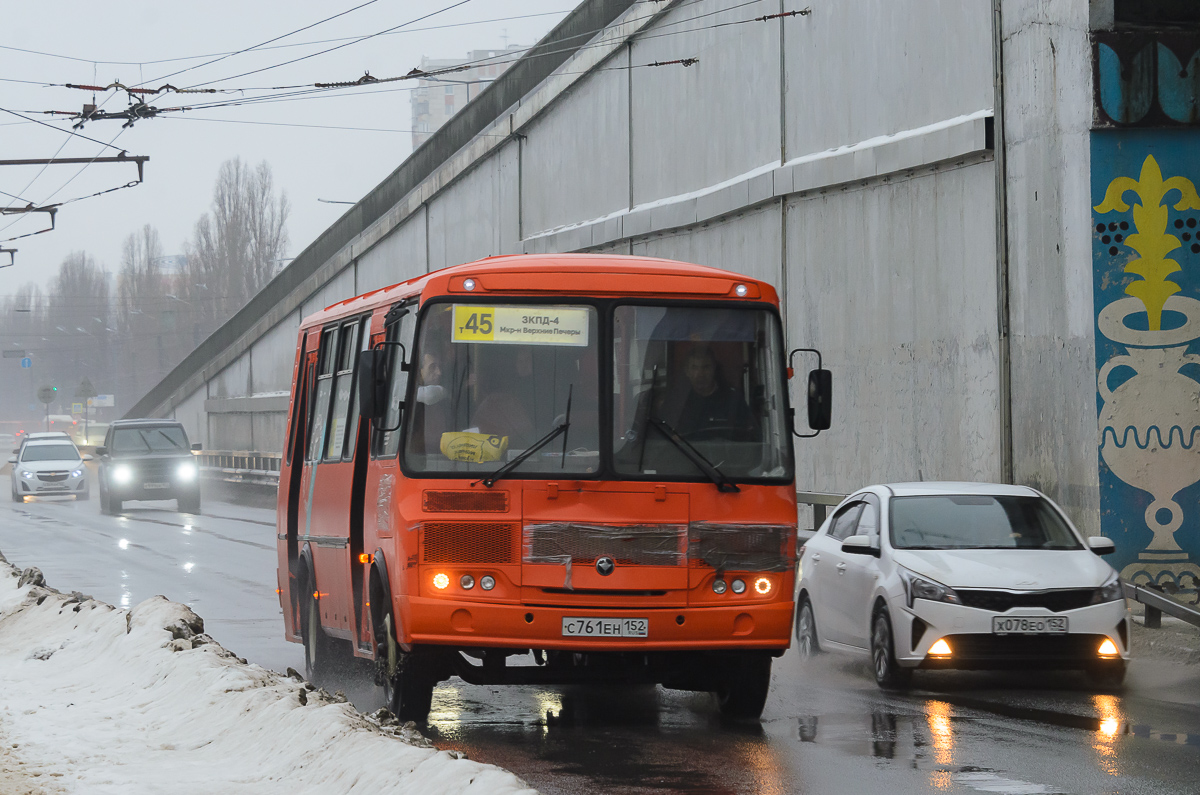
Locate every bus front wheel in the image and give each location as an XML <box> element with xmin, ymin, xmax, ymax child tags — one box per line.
<box><xmin>715</xmin><ymin>653</ymin><xmax>772</xmax><ymax>720</ymax></box>
<box><xmin>381</xmin><ymin>616</ymin><xmax>435</xmax><ymax>722</ymax></box>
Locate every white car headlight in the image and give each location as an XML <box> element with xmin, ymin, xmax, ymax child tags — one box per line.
<box><xmin>20</xmin><ymin>469</ymin><xmax>34</xmax><ymax>480</ymax></box>
<box><xmin>112</xmin><ymin>465</ymin><xmax>133</xmax><ymax>484</ymax></box>
<box><xmin>1091</xmin><ymin>573</ymin><xmax>1123</xmax><ymax>604</ymax></box>
<box><xmin>71</xmin><ymin>469</ymin><xmax>84</xmax><ymax>478</ymax></box>
<box><xmin>899</xmin><ymin>568</ymin><xmax>961</xmax><ymax>608</ymax></box>
<box><xmin>176</xmin><ymin>462</ymin><xmax>197</xmax><ymax>481</ymax></box>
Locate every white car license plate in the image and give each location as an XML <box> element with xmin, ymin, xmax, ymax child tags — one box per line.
<box><xmin>562</xmin><ymin>617</ymin><xmax>648</xmax><ymax>638</ymax></box>
<box><xmin>992</xmin><ymin>616</ymin><xmax>1068</xmax><ymax>635</ymax></box>
<box><xmin>144</xmin><ymin>482</ymin><xmax>171</xmax><ymax>490</ymax></box>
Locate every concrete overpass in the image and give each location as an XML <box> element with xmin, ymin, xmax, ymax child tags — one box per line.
<box><xmin>129</xmin><ymin>0</ymin><xmax>1126</xmax><ymax>548</ymax></box>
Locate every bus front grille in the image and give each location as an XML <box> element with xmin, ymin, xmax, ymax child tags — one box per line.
<box><xmin>421</xmin><ymin>522</ymin><xmax>517</xmax><ymax>564</ymax></box>
<box><xmin>524</xmin><ymin>523</ymin><xmax>686</xmax><ymax>566</ymax></box>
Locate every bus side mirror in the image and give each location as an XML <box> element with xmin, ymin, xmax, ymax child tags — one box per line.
<box><xmin>807</xmin><ymin>368</ymin><xmax>832</xmax><ymax>431</ymax></box>
<box><xmin>789</xmin><ymin>348</ymin><xmax>832</xmax><ymax>438</ymax></box>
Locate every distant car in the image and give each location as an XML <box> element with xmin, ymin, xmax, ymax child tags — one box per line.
<box><xmin>795</xmin><ymin>482</ymin><xmax>1129</xmax><ymax>689</ymax></box>
<box><xmin>9</xmin><ymin>438</ymin><xmax>91</xmax><ymax>502</ymax></box>
<box><xmin>96</xmin><ymin>419</ymin><xmax>202</xmax><ymax>515</ymax></box>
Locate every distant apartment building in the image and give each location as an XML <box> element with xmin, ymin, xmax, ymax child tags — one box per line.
<box><xmin>410</xmin><ymin>45</ymin><xmax>526</xmax><ymax>149</ymax></box>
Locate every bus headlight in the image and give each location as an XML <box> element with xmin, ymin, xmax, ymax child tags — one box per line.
<box><xmin>432</xmin><ymin>573</ymin><xmax>450</xmax><ymax>590</ymax></box>
<box><xmin>731</xmin><ymin>579</ymin><xmax>746</xmax><ymax>594</ymax></box>
<box><xmin>712</xmin><ymin>579</ymin><xmax>728</xmax><ymax>594</ymax></box>
<box><xmin>754</xmin><ymin>577</ymin><xmax>772</xmax><ymax>595</ymax></box>
<box><xmin>480</xmin><ymin>576</ymin><xmax>495</xmax><ymax>591</ymax></box>
<box><xmin>460</xmin><ymin>574</ymin><xmax>475</xmax><ymax>590</ymax></box>
<box><xmin>176</xmin><ymin>462</ymin><xmax>197</xmax><ymax>481</ymax></box>
<box><xmin>112</xmin><ymin>465</ymin><xmax>133</xmax><ymax>484</ymax></box>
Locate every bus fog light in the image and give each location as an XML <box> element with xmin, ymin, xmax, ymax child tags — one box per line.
<box><xmin>460</xmin><ymin>574</ymin><xmax>475</xmax><ymax>590</ymax></box>
<box><xmin>1097</xmin><ymin>638</ymin><xmax>1118</xmax><ymax>657</ymax></box>
<box><xmin>929</xmin><ymin>638</ymin><xmax>952</xmax><ymax>657</ymax></box>
<box><xmin>731</xmin><ymin>579</ymin><xmax>746</xmax><ymax>594</ymax></box>
<box><xmin>432</xmin><ymin>573</ymin><xmax>450</xmax><ymax>590</ymax></box>
<box><xmin>754</xmin><ymin>577</ymin><xmax>772</xmax><ymax>595</ymax></box>
<box><xmin>712</xmin><ymin>579</ymin><xmax>727</xmax><ymax>594</ymax></box>
<box><xmin>480</xmin><ymin>576</ymin><xmax>495</xmax><ymax>591</ymax></box>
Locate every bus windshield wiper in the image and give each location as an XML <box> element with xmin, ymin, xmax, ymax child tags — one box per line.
<box><xmin>477</xmin><ymin>385</ymin><xmax>572</xmax><ymax>488</ymax></box>
<box><xmin>646</xmin><ymin>417</ymin><xmax>740</xmax><ymax>493</ymax></box>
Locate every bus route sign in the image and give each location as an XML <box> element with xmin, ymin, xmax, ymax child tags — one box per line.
<box><xmin>452</xmin><ymin>305</ymin><xmax>589</xmax><ymax>346</ymax></box>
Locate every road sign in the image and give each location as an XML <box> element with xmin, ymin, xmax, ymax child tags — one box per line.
<box><xmin>88</xmin><ymin>394</ymin><xmax>114</xmax><ymax>408</ymax></box>
<box><xmin>37</xmin><ymin>385</ymin><xmax>57</xmax><ymax>404</ymax></box>
<box><xmin>20</xmin><ymin>357</ymin><xmax>31</xmax><ymax>368</ymax></box>
<box><xmin>71</xmin><ymin>402</ymin><xmax>83</xmax><ymax>414</ymax></box>
<box><xmin>76</xmin><ymin>377</ymin><xmax>97</xmax><ymax>399</ymax></box>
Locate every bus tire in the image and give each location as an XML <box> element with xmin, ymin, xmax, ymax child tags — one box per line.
<box><xmin>715</xmin><ymin>652</ymin><xmax>772</xmax><ymax>720</ymax></box>
<box><xmin>381</xmin><ymin>617</ymin><xmax>434</xmax><ymax>722</ymax></box>
<box><xmin>301</xmin><ymin>570</ymin><xmax>332</xmax><ymax>680</ymax></box>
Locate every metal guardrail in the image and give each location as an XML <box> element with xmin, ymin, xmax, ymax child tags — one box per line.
<box><xmin>197</xmin><ymin>450</ymin><xmax>282</xmax><ymax>487</ymax></box>
<box><xmin>1122</xmin><ymin>581</ymin><xmax>1200</xmax><ymax>630</ymax></box>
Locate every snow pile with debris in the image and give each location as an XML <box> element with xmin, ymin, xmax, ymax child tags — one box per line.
<box><xmin>0</xmin><ymin>561</ymin><xmax>536</xmax><ymax>794</ymax></box>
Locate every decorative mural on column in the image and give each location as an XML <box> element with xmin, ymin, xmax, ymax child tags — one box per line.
<box><xmin>1091</xmin><ymin>28</ymin><xmax>1200</xmax><ymax>594</ymax></box>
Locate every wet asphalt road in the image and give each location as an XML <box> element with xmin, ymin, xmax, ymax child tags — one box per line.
<box><xmin>1</xmin><ymin>489</ymin><xmax>1197</xmax><ymax>794</ymax></box>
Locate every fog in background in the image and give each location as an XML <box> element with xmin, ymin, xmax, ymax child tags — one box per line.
<box><xmin>0</xmin><ymin>0</ymin><xmax>569</xmax><ymax>428</ymax></box>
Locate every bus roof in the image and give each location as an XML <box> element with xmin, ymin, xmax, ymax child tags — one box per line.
<box><xmin>301</xmin><ymin>254</ymin><xmax>780</xmax><ymax>328</ymax></box>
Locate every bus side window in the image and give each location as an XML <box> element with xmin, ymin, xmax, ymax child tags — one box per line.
<box><xmin>341</xmin><ymin>316</ymin><xmax>372</xmax><ymax>460</ymax></box>
<box><xmin>307</xmin><ymin>327</ymin><xmax>337</xmax><ymax>462</ymax></box>
<box><xmin>285</xmin><ymin>343</ymin><xmax>315</xmax><ymax>466</ymax></box>
<box><xmin>325</xmin><ymin>321</ymin><xmax>361</xmax><ymax>460</ymax></box>
<box><xmin>377</xmin><ymin>305</ymin><xmax>414</xmax><ymax>458</ymax></box>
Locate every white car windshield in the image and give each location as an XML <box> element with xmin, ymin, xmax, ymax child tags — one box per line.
<box><xmin>890</xmin><ymin>495</ymin><xmax>1083</xmax><ymax>550</ymax></box>
<box><xmin>21</xmin><ymin>444</ymin><xmax>80</xmax><ymax>462</ymax></box>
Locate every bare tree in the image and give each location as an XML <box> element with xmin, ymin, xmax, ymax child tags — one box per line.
<box><xmin>183</xmin><ymin>158</ymin><xmax>290</xmax><ymax>326</ymax></box>
<box><xmin>116</xmin><ymin>225</ymin><xmax>169</xmax><ymax>401</ymax></box>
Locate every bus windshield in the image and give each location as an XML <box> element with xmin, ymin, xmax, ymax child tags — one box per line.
<box><xmin>404</xmin><ymin>303</ymin><xmax>601</xmax><ymax>476</ymax></box>
<box><xmin>612</xmin><ymin>305</ymin><xmax>791</xmax><ymax>481</ymax></box>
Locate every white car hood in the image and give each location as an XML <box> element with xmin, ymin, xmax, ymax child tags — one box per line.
<box><xmin>892</xmin><ymin>548</ymin><xmax>1114</xmax><ymax>590</ymax></box>
<box><xmin>18</xmin><ymin>460</ymin><xmax>82</xmax><ymax>473</ymax></box>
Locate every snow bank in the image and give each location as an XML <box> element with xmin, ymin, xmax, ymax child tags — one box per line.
<box><xmin>0</xmin><ymin>560</ymin><xmax>537</xmax><ymax>794</ymax></box>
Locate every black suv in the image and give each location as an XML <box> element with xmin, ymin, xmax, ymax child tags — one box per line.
<box><xmin>96</xmin><ymin>419</ymin><xmax>202</xmax><ymax>514</ymax></box>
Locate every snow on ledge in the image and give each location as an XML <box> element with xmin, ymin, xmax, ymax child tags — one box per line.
<box><xmin>0</xmin><ymin>561</ymin><xmax>537</xmax><ymax>795</ymax></box>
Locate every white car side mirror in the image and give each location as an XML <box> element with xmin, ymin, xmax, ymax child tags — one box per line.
<box><xmin>6</xmin><ymin>456</ymin><xmax>15</xmax><ymax>464</ymax></box>
<box><xmin>841</xmin><ymin>535</ymin><xmax>879</xmax><ymax>557</ymax></box>
<box><xmin>1087</xmin><ymin>536</ymin><xmax>1116</xmax><ymax>555</ymax></box>
<box><xmin>82</xmin><ymin>454</ymin><xmax>94</xmax><ymax>461</ymax></box>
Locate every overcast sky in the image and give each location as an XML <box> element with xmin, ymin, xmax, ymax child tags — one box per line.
<box><xmin>0</xmin><ymin>0</ymin><xmax>572</xmax><ymax>299</ymax></box>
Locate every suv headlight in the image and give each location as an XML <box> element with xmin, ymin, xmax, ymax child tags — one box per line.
<box><xmin>112</xmin><ymin>465</ymin><xmax>133</xmax><ymax>484</ymax></box>
<box><xmin>1091</xmin><ymin>573</ymin><xmax>1123</xmax><ymax>604</ymax></box>
<box><xmin>176</xmin><ymin>462</ymin><xmax>197</xmax><ymax>481</ymax></box>
<box><xmin>899</xmin><ymin>568</ymin><xmax>961</xmax><ymax>609</ymax></box>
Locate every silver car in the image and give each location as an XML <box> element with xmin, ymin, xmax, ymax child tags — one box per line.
<box><xmin>9</xmin><ymin>439</ymin><xmax>91</xmax><ymax>502</ymax></box>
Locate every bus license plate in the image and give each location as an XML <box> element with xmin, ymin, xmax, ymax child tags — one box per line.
<box><xmin>992</xmin><ymin>616</ymin><xmax>1067</xmax><ymax>635</ymax></box>
<box><xmin>562</xmin><ymin>617</ymin><xmax>648</xmax><ymax>638</ymax></box>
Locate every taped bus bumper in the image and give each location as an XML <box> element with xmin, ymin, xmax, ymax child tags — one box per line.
<box><xmin>403</xmin><ymin>597</ymin><xmax>793</xmax><ymax>651</ymax></box>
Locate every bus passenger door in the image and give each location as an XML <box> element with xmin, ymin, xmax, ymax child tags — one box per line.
<box><xmin>278</xmin><ymin>332</ymin><xmax>316</xmax><ymax>640</ymax></box>
<box><xmin>360</xmin><ymin>302</ymin><xmax>415</xmax><ymax>650</ymax></box>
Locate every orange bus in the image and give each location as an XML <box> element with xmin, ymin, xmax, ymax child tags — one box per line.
<box><xmin>276</xmin><ymin>254</ymin><xmax>831</xmax><ymax>720</ymax></box>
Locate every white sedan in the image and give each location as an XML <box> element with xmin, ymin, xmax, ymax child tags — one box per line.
<box><xmin>9</xmin><ymin>439</ymin><xmax>91</xmax><ymax>502</ymax></box>
<box><xmin>795</xmin><ymin>482</ymin><xmax>1129</xmax><ymax>689</ymax></box>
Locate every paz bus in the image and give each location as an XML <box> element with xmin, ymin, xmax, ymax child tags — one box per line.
<box><xmin>276</xmin><ymin>254</ymin><xmax>831</xmax><ymax>720</ymax></box>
